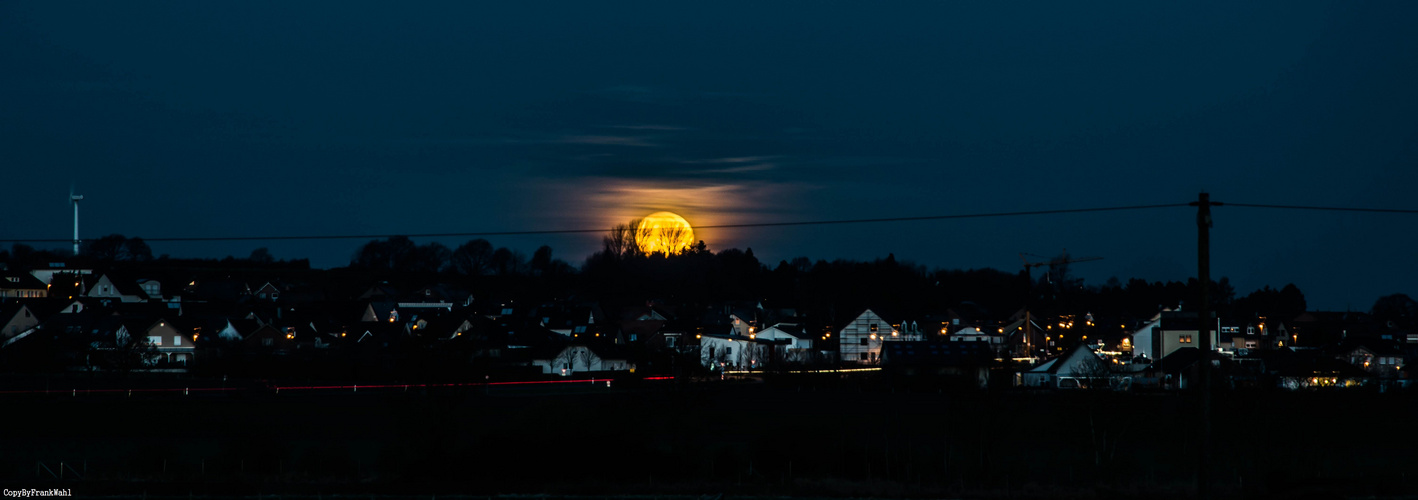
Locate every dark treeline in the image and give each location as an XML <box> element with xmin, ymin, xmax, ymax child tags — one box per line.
<box><xmin>8</xmin><ymin>234</ymin><xmax>1413</xmax><ymax>333</ymax></box>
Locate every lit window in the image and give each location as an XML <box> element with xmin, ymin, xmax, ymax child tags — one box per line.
<box><xmin>148</xmin><ymin>336</ymin><xmax>162</xmax><ymax>346</ymax></box>
<box><xmin>173</xmin><ymin>336</ymin><xmax>182</xmax><ymax>346</ymax></box>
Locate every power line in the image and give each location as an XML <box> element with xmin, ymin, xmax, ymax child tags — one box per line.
<box><xmin>0</xmin><ymin>203</ymin><xmax>1191</xmax><ymax>244</ymax></box>
<box><xmin>5</xmin><ymin>201</ymin><xmax>1413</xmax><ymax>245</ymax></box>
<box><xmin>1222</xmin><ymin>202</ymin><xmax>1418</xmax><ymax>214</ymax></box>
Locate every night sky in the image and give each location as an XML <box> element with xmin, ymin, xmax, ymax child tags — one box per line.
<box><xmin>4</xmin><ymin>2</ymin><xmax>1415</xmax><ymax>310</ymax></box>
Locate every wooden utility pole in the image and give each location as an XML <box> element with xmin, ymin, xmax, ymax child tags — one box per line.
<box><xmin>1190</xmin><ymin>192</ymin><xmax>1218</xmax><ymax>499</ymax></box>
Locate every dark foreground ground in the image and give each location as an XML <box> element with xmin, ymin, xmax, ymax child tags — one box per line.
<box><xmin>1</xmin><ymin>374</ymin><xmax>1415</xmax><ymax>499</ymax></box>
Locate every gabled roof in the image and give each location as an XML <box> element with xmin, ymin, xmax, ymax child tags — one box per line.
<box><xmin>699</xmin><ymin>332</ymin><xmax>789</xmax><ymax>346</ymax></box>
<box><xmin>0</xmin><ymin>304</ymin><xmax>35</xmax><ymax>324</ymax></box>
<box><xmin>835</xmin><ymin>308</ymin><xmax>899</xmax><ymax>333</ymax></box>
<box><xmin>1025</xmin><ymin>343</ymin><xmax>1104</xmax><ymax>375</ymax></box>
<box><xmin>84</xmin><ymin>272</ymin><xmax>147</xmax><ymax>298</ymax></box>
<box><xmin>0</xmin><ymin>272</ymin><xmax>48</xmax><ymax>290</ymax></box>
<box><xmin>1155</xmin><ymin>347</ymin><xmax>1200</xmax><ymax>373</ymax></box>
<box><xmin>761</xmin><ymin>323</ymin><xmax>814</xmax><ymax>340</ymax></box>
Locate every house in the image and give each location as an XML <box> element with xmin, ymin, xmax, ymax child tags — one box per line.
<box><xmin>251</xmin><ymin>282</ymin><xmax>281</xmax><ymax>301</ymax></box>
<box><xmin>839</xmin><ymin>309</ymin><xmax>913</xmax><ymax>365</ymax></box>
<box><xmin>84</xmin><ymin>273</ymin><xmax>147</xmax><ymax>303</ymax></box>
<box><xmin>1218</xmin><ymin>317</ymin><xmax>1287</xmax><ymax>353</ymax></box>
<box><xmin>1002</xmin><ymin>312</ymin><xmax>1048</xmax><ymax>358</ymax></box>
<box><xmin>532</xmin><ymin>344</ymin><xmax>632</xmax><ymax>376</ymax></box>
<box><xmin>27</xmin><ymin>267</ymin><xmax>92</xmax><ymax>291</ymax></box>
<box><xmin>244</xmin><ymin>324</ymin><xmax>298</xmax><ymax>353</ymax></box>
<box><xmin>948</xmin><ymin>324</ymin><xmax>1009</xmax><ymax>354</ymax></box>
<box><xmin>620</xmin><ymin>305</ymin><xmax>668</xmax><ymax>344</ymax></box>
<box><xmin>1337</xmin><ymin>343</ymin><xmax>1404</xmax><ymax>378</ymax></box>
<box><xmin>131</xmin><ymin>318</ymin><xmax>194</xmax><ymax>366</ymax></box>
<box><xmin>209</xmin><ymin>317</ymin><xmax>260</xmax><ymax>342</ymax></box>
<box><xmin>699</xmin><ymin>333</ymin><xmax>779</xmax><ymax>370</ymax></box>
<box><xmin>0</xmin><ymin>272</ymin><xmax>48</xmax><ymax>299</ymax></box>
<box><xmin>1150</xmin><ymin>347</ymin><xmax>1202</xmax><ymax>390</ymax></box>
<box><xmin>135</xmin><ymin>279</ymin><xmax>166</xmax><ymax>301</ymax></box>
<box><xmin>0</xmin><ymin>304</ymin><xmax>40</xmax><ymax>341</ymax></box>
<box><xmin>752</xmin><ymin>323</ymin><xmax>822</xmax><ymax>364</ymax></box>
<box><xmin>13</xmin><ymin>312</ymin><xmax>117</xmax><ymax>368</ymax></box>
<box><xmin>1018</xmin><ymin>343</ymin><xmax>1113</xmax><ymax>389</ymax></box>
<box><xmin>1269</xmin><ymin>349</ymin><xmax>1372</xmax><ymax>389</ymax></box>
<box><xmin>1129</xmin><ymin>310</ymin><xmax>1219</xmax><ymax>363</ymax></box>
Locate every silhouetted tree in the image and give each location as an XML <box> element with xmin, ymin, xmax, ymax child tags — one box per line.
<box><xmin>1371</xmin><ymin>293</ymin><xmax>1418</xmax><ymax>329</ymax></box>
<box><xmin>249</xmin><ymin>247</ymin><xmax>275</xmax><ymax>264</ymax></box>
<box><xmin>126</xmin><ymin>238</ymin><xmax>153</xmax><ymax>262</ymax></box>
<box><xmin>351</xmin><ymin>236</ymin><xmax>416</xmax><ymax>270</ymax></box>
<box><xmin>1233</xmin><ymin>283</ymin><xmax>1305</xmax><ymax>319</ymax></box>
<box><xmin>530</xmin><ymin>245</ymin><xmax>553</xmax><ymax>275</ymax></box>
<box><xmin>82</xmin><ymin>234</ymin><xmax>153</xmax><ymax>262</ymax></box>
<box><xmin>451</xmin><ymin>239</ymin><xmax>494</xmax><ymax>275</ymax></box>
<box><xmin>602</xmin><ymin>219</ymin><xmax>644</xmax><ymax>259</ymax></box>
<box><xmin>490</xmin><ymin>247</ymin><xmax>525</xmax><ymax>276</ymax></box>
<box><xmin>407</xmin><ymin>242</ymin><xmax>451</xmax><ymax>273</ymax></box>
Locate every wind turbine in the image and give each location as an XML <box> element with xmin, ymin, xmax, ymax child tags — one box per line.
<box><xmin>69</xmin><ymin>188</ymin><xmax>84</xmax><ymax>255</ymax></box>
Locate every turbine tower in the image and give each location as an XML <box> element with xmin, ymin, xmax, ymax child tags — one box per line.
<box><xmin>70</xmin><ymin>189</ymin><xmax>84</xmax><ymax>256</ymax></box>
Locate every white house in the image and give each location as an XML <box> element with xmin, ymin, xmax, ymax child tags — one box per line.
<box><xmin>84</xmin><ymin>274</ymin><xmax>146</xmax><ymax>303</ymax></box>
<box><xmin>754</xmin><ymin>323</ymin><xmax>814</xmax><ymax>349</ymax></box>
<box><xmin>698</xmin><ymin>333</ymin><xmax>774</xmax><ymax>370</ymax></box>
<box><xmin>1018</xmin><ymin>343</ymin><xmax>1111</xmax><ymax>389</ymax></box>
<box><xmin>753</xmin><ymin>323</ymin><xmax>822</xmax><ymax>364</ymax></box>
<box><xmin>533</xmin><ymin>345</ymin><xmax>632</xmax><ymax>376</ymax></box>
<box><xmin>839</xmin><ymin>309</ymin><xmax>920</xmax><ymax>365</ymax></box>
<box><xmin>1130</xmin><ymin>310</ymin><xmax>1219</xmax><ymax>363</ymax></box>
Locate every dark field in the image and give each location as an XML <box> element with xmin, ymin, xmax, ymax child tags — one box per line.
<box><xmin>2</xmin><ymin>376</ymin><xmax>1415</xmax><ymax>499</ymax></box>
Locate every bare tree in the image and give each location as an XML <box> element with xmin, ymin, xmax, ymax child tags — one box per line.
<box><xmin>576</xmin><ymin>346</ymin><xmax>598</xmax><ymax>373</ymax></box>
<box><xmin>603</xmin><ymin>219</ymin><xmax>644</xmax><ymax>258</ymax></box>
<box><xmin>1069</xmin><ymin>352</ymin><xmax>1116</xmax><ymax>390</ymax></box>
<box><xmin>636</xmin><ymin>220</ymin><xmax>691</xmax><ymax>256</ymax></box>
<box><xmin>552</xmin><ymin>347</ymin><xmax>576</xmax><ymax>375</ymax></box>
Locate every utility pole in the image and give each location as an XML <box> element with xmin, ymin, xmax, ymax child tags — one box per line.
<box><xmin>1190</xmin><ymin>192</ymin><xmax>1219</xmax><ymax>500</ymax></box>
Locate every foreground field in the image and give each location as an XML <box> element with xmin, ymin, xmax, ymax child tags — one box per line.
<box><xmin>2</xmin><ymin>377</ymin><xmax>1414</xmax><ymax>499</ymax></box>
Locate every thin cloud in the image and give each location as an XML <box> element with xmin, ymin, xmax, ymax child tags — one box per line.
<box><xmin>607</xmin><ymin>124</ymin><xmax>689</xmax><ymax>131</ymax></box>
<box><xmin>556</xmin><ymin>135</ymin><xmax>661</xmax><ymax>147</ymax></box>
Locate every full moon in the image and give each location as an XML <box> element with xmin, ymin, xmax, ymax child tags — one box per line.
<box><xmin>636</xmin><ymin>211</ymin><xmax>696</xmax><ymax>256</ymax></box>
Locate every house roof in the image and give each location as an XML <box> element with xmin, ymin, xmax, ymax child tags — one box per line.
<box><xmin>0</xmin><ymin>272</ymin><xmax>48</xmax><ymax>290</ymax></box>
<box><xmin>699</xmin><ymin>332</ymin><xmax>789</xmax><ymax>346</ymax></box>
<box><xmin>762</xmin><ymin>323</ymin><xmax>815</xmax><ymax>340</ymax></box>
<box><xmin>1025</xmin><ymin>343</ymin><xmax>1103</xmax><ymax>375</ymax></box>
<box><xmin>84</xmin><ymin>272</ymin><xmax>148</xmax><ymax>298</ymax></box>
<box><xmin>834</xmin><ymin>308</ymin><xmax>901</xmax><ymax>333</ymax></box>
<box><xmin>1155</xmin><ymin>347</ymin><xmax>1201</xmax><ymax>373</ymax></box>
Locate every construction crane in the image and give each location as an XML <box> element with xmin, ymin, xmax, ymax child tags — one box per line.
<box><xmin>1019</xmin><ymin>249</ymin><xmax>1102</xmax><ymax>285</ymax></box>
<box><xmin>1017</xmin><ymin>249</ymin><xmax>1102</xmax><ymax>359</ymax></box>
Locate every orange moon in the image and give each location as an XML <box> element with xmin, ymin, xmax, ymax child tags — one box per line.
<box><xmin>636</xmin><ymin>211</ymin><xmax>695</xmax><ymax>255</ymax></box>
